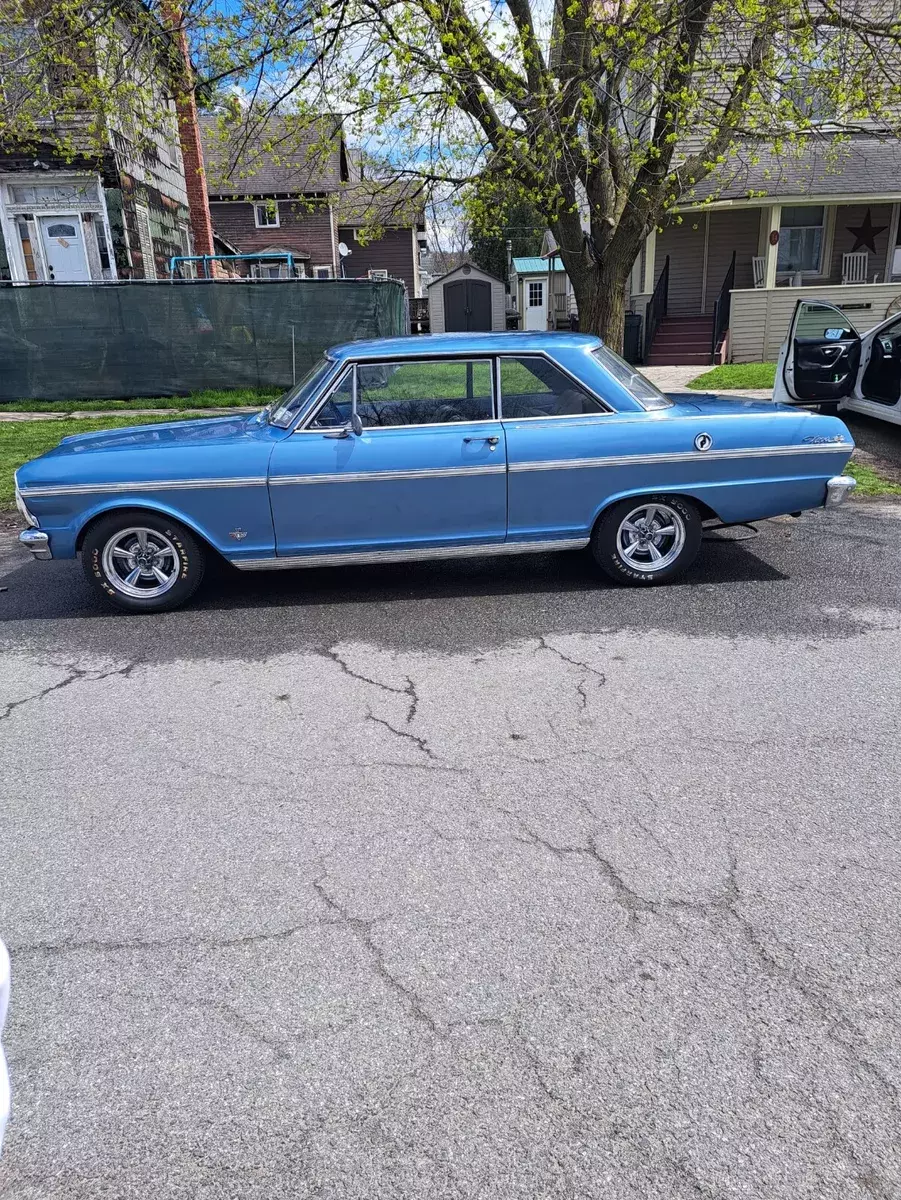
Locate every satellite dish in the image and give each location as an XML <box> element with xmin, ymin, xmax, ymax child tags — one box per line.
<box><xmin>338</xmin><ymin>241</ymin><xmax>351</xmax><ymax>257</ymax></box>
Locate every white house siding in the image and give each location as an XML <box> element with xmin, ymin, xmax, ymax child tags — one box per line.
<box><xmin>704</xmin><ymin>208</ymin><xmax>760</xmax><ymax>309</ymax></box>
<box><xmin>654</xmin><ymin>218</ymin><xmax>706</xmax><ymax>313</ymax></box>
<box><xmin>427</xmin><ymin>264</ymin><xmax>505</xmax><ymax>333</ymax></box>
<box><xmin>729</xmin><ymin>283</ymin><xmax>901</xmax><ymax>361</ymax></box>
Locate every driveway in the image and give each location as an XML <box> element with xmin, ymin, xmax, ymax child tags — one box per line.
<box><xmin>1</xmin><ymin>503</ymin><xmax>900</xmax><ymax>1199</ymax></box>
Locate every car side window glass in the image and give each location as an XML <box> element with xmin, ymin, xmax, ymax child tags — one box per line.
<box><xmin>499</xmin><ymin>356</ymin><xmax>603</xmax><ymax>419</ymax></box>
<box><xmin>311</xmin><ymin>359</ymin><xmax>494</xmax><ymax>429</ymax></box>
<box><xmin>794</xmin><ymin>303</ymin><xmax>857</xmax><ymax>340</ymax></box>
<box><xmin>309</xmin><ymin>371</ymin><xmax>353</xmax><ymax>428</ymax></box>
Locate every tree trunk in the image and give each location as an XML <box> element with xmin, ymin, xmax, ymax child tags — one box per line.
<box><xmin>560</xmin><ymin>246</ymin><xmax>635</xmax><ymax>354</ymax></box>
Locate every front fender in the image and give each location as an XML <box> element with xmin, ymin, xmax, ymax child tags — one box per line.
<box><xmin>31</xmin><ymin>485</ymin><xmax>275</xmax><ymax>561</ymax></box>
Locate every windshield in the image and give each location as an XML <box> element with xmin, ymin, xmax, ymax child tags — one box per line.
<box><xmin>593</xmin><ymin>345</ymin><xmax>672</xmax><ymax>410</ymax></box>
<box><xmin>267</xmin><ymin>357</ymin><xmax>335</xmax><ymax>427</ymax></box>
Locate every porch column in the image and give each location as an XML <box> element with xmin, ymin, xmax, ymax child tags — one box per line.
<box><xmin>764</xmin><ymin>204</ymin><xmax>781</xmax><ymax>289</ymax></box>
<box><xmin>642</xmin><ymin>229</ymin><xmax>657</xmax><ymax>294</ymax></box>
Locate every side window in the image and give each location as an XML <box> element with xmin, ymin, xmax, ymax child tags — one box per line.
<box><xmin>499</xmin><ymin>356</ymin><xmax>603</xmax><ymax>419</ymax></box>
<box><xmin>794</xmin><ymin>302</ymin><xmax>857</xmax><ymax>341</ymax></box>
<box><xmin>313</xmin><ymin>359</ymin><xmax>494</xmax><ymax>429</ymax></box>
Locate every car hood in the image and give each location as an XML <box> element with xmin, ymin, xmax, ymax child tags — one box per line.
<box><xmin>664</xmin><ymin>390</ymin><xmax>788</xmax><ymax>416</ymax></box>
<box><xmin>51</xmin><ymin>413</ymin><xmax>264</xmax><ymax>456</ymax></box>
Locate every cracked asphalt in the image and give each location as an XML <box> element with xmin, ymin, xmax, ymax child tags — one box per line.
<box><xmin>1</xmin><ymin>500</ymin><xmax>901</xmax><ymax>1200</ymax></box>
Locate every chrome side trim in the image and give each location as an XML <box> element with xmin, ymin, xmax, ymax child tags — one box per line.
<box><xmin>19</xmin><ymin>477</ymin><xmax>267</xmax><ymax>498</ymax></box>
<box><xmin>509</xmin><ymin>444</ymin><xmax>849</xmax><ymax>474</ymax></box>
<box><xmin>233</xmin><ymin>537</ymin><xmax>589</xmax><ymax>571</ymax></box>
<box><xmin>270</xmin><ymin>464</ymin><xmax>506</xmax><ymax>486</ymax></box>
<box><xmin>296</xmin><ymin>418</ymin><xmax>502</xmax><ymax>434</ymax></box>
<box><xmin>19</xmin><ymin>529</ymin><xmax>51</xmax><ymax>560</ymax></box>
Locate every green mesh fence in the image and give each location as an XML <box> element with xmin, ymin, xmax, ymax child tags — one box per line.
<box><xmin>0</xmin><ymin>278</ymin><xmax>407</xmax><ymax>403</ymax></box>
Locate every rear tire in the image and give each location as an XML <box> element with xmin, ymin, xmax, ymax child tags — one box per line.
<box><xmin>81</xmin><ymin>510</ymin><xmax>205</xmax><ymax>613</ymax></box>
<box><xmin>591</xmin><ymin>495</ymin><xmax>702</xmax><ymax>586</ymax></box>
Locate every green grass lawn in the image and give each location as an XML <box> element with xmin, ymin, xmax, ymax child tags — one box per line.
<box><xmin>687</xmin><ymin>363</ymin><xmax>777</xmax><ymax>391</ymax></box>
<box><xmin>846</xmin><ymin>461</ymin><xmax>901</xmax><ymax>497</ymax></box>
<box><xmin>0</xmin><ymin>387</ymin><xmax>279</xmax><ymax>414</ymax></box>
<box><xmin>0</xmin><ymin>415</ymin><xmax>221</xmax><ymax>507</ymax></box>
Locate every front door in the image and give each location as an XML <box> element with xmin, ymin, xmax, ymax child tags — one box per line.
<box><xmin>268</xmin><ymin>356</ymin><xmax>507</xmax><ymax>558</ymax></box>
<box><xmin>774</xmin><ymin>299</ymin><xmax>861</xmax><ymax>405</ymax></box>
<box><xmin>524</xmin><ymin>279</ymin><xmax>547</xmax><ymax>330</ymax></box>
<box><xmin>38</xmin><ymin>217</ymin><xmax>91</xmax><ymax>282</ymax></box>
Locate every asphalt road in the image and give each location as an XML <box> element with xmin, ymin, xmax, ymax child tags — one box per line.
<box><xmin>1</xmin><ymin>501</ymin><xmax>901</xmax><ymax>1200</ymax></box>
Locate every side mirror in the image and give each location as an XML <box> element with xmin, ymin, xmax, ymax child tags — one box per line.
<box><xmin>350</xmin><ymin>411</ymin><xmax>363</xmax><ymax>437</ymax></box>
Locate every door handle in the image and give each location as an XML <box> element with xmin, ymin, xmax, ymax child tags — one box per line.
<box><xmin>464</xmin><ymin>435</ymin><xmax>500</xmax><ymax>450</ymax></box>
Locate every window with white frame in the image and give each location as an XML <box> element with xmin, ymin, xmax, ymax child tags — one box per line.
<box><xmin>312</xmin><ymin>265</ymin><xmax>332</xmax><ymax>278</ymax></box>
<box><xmin>528</xmin><ymin>280</ymin><xmax>544</xmax><ymax>307</ymax></box>
<box><xmin>254</xmin><ymin>202</ymin><xmax>279</xmax><ymax>228</ymax></box>
<box><xmin>778</xmin><ymin>206</ymin><xmax>826</xmax><ymax>274</ymax></box>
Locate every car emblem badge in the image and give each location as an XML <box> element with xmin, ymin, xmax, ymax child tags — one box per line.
<box><xmin>230</xmin><ymin>528</ymin><xmax>248</xmax><ymax>541</ymax></box>
<box><xmin>694</xmin><ymin>432</ymin><xmax>713</xmax><ymax>452</ymax></box>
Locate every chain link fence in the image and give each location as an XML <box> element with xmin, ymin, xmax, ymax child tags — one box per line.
<box><xmin>0</xmin><ymin>278</ymin><xmax>407</xmax><ymax>403</ymax></box>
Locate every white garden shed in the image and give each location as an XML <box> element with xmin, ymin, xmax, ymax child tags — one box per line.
<box><xmin>427</xmin><ymin>263</ymin><xmax>506</xmax><ymax>333</ymax></box>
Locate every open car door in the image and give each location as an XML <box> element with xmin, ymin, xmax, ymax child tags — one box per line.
<box><xmin>773</xmin><ymin>299</ymin><xmax>861</xmax><ymax>407</ymax></box>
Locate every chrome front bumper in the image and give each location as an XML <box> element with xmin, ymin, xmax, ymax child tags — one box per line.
<box><xmin>825</xmin><ymin>475</ymin><xmax>856</xmax><ymax>507</ymax></box>
<box><xmin>19</xmin><ymin>529</ymin><xmax>51</xmax><ymax>560</ymax></box>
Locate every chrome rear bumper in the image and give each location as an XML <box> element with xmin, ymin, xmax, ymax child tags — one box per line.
<box><xmin>825</xmin><ymin>475</ymin><xmax>856</xmax><ymax>507</ymax></box>
<box><xmin>19</xmin><ymin>529</ymin><xmax>51</xmax><ymax>559</ymax></box>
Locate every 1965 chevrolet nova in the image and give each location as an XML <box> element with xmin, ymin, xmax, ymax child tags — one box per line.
<box><xmin>15</xmin><ymin>332</ymin><xmax>856</xmax><ymax>613</ymax></box>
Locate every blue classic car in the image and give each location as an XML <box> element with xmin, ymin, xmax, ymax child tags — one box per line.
<box><xmin>15</xmin><ymin>332</ymin><xmax>856</xmax><ymax>612</ymax></box>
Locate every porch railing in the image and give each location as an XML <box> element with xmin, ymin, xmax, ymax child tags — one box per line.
<box><xmin>711</xmin><ymin>250</ymin><xmax>736</xmax><ymax>359</ymax></box>
<box><xmin>644</xmin><ymin>254</ymin><xmax>669</xmax><ymax>362</ymax></box>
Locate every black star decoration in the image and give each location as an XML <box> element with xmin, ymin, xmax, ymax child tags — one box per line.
<box><xmin>845</xmin><ymin>208</ymin><xmax>888</xmax><ymax>254</ymax></box>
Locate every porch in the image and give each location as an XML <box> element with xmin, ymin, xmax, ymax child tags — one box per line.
<box><xmin>633</xmin><ymin>197</ymin><xmax>901</xmax><ymax>364</ymax></box>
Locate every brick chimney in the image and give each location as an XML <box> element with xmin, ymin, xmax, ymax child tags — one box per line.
<box><xmin>162</xmin><ymin>1</ymin><xmax>216</xmax><ymax>260</ymax></box>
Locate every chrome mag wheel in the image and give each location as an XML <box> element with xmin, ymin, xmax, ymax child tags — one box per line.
<box><xmin>616</xmin><ymin>502</ymin><xmax>686</xmax><ymax>572</ymax></box>
<box><xmin>100</xmin><ymin>526</ymin><xmax>181</xmax><ymax>599</ymax></box>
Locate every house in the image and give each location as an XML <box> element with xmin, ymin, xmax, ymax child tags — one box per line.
<box><xmin>637</xmin><ymin>137</ymin><xmax>901</xmax><ymax>363</ymax></box>
<box><xmin>0</xmin><ymin>4</ymin><xmax>201</xmax><ymax>283</ymax></box>
<box><xmin>509</xmin><ymin>255</ymin><xmax>574</xmax><ymax>330</ymax></box>
<box><xmin>543</xmin><ymin>135</ymin><xmax>901</xmax><ymax>365</ymax></box>
<box><xmin>200</xmin><ymin>118</ymin><xmax>427</xmax><ymax>292</ymax></box>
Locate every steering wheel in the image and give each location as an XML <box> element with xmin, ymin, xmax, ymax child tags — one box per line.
<box><xmin>316</xmin><ymin>398</ymin><xmax>345</xmax><ymax>428</ymax></box>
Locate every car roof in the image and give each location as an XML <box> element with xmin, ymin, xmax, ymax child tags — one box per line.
<box><xmin>328</xmin><ymin>332</ymin><xmax>603</xmax><ymax>360</ymax></box>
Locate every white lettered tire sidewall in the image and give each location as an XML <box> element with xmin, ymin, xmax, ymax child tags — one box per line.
<box><xmin>82</xmin><ymin>510</ymin><xmax>205</xmax><ymax>612</ymax></box>
<box><xmin>591</xmin><ymin>494</ymin><xmax>702</xmax><ymax>586</ymax></box>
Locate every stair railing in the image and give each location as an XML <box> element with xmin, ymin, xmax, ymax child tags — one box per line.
<box><xmin>711</xmin><ymin>250</ymin><xmax>736</xmax><ymax>359</ymax></box>
<box><xmin>643</xmin><ymin>254</ymin><xmax>669</xmax><ymax>362</ymax></box>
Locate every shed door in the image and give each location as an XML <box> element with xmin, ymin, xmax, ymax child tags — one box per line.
<box><xmin>444</xmin><ymin>279</ymin><xmax>492</xmax><ymax>331</ymax></box>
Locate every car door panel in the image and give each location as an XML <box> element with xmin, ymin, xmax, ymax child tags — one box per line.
<box><xmin>268</xmin><ymin>357</ymin><xmax>507</xmax><ymax>557</ymax></box>
<box><xmin>775</xmin><ymin>299</ymin><xmax>861</xmax><ymax>404</ymax></box>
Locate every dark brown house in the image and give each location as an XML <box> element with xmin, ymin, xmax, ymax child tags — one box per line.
<box><xmin>200</xmin><ymin>117</ymin><xmax>426</xmax><ymax>292</ymax></box>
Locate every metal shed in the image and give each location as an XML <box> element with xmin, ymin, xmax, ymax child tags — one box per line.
<box><xmin>427</xmin><ymin>263</ymin><xmax>506</xmax><ymax>333</ymax></box>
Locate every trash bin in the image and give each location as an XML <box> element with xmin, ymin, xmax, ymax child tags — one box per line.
<box><xmin>623</xmin><ymin>312</ymin><xmax>643</xmax><ymax>364</ymax></box>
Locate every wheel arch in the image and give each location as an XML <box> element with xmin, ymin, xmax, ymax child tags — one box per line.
<box><xmin>590</xmin><ymin>488</ymin><xmax>721</xmax><ymax>533</ymax></box>
<box><xmin>75</xmin><ymin>499</ymin><xmax>227</xmax><ymax>563</ymax></box>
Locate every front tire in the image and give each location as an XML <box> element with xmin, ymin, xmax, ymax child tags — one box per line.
<box><xmin>591</xmin><ymin>495</ymin><xmax>701</xmax><ymax>586</ymax></box>
<box><xmin>82</xmin><ymin>510</ymin><xmax>205</xmax><ymax>613</ymax></box>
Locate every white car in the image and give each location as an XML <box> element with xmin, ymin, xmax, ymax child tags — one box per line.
<box><xmin>774</xmin><ymin>297</ymin><xmax>901</xmax><ymax>425</ymax></box>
